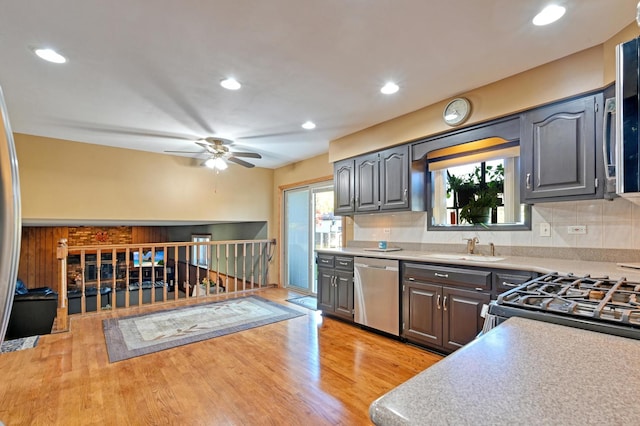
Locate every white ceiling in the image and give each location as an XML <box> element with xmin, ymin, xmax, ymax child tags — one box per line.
<box><xmin>0</xmin><ymin>1</ymin><xmax>637</xmax><ymax>169</ymax></box>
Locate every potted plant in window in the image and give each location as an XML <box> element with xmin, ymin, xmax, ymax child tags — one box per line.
<box><xmin>447</xmin><ymin>163</ymin><xmax>505</xmax><ymax>224</ymax></box>
<box><xmin>459</xmin><ymin>184</ymin><xmax>500</xmax><ymax>226</ymax></box>
<box><xmin>447</xmin><ymin>170</ymin><xmax>479</xmax><ymax>207</ymax></box>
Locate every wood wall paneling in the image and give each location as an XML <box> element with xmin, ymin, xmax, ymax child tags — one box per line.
<box><xmin>18</xmin><ymin>227</ymin><xmax>68</xmax><ymax>291</ymax></box>
<box><xmin>131</xmin><ymin>226</ymin><xmax>168</xmax><ymax>244</ymax></box>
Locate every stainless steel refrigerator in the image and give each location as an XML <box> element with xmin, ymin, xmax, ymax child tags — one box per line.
<box><xmin>0</xmin><ymin>84</ymin><xmax>21</xmax><ymax>344</ymax></box>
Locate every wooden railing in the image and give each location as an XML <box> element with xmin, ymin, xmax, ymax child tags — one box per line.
<box><xmin>55</xmin><ymin>238</ymin><xmax>275</xmax><ymax>328</ymax></box>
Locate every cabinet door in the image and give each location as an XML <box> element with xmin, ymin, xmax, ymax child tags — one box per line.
<box><xmin>317</xmin><ymin>268</ymin><xmax>335</xmax><ymax>312</ymax></box>
<box><xmin>402</xmin><ymin>281</ymin><xmax>442</xmax><ymax>347</ymax></box>
<box><xmin>334</xmin><ymin>159</ymin><xmax>355</xmax><ymax>214</ymax></box>
<box><xmin>521</xmin><ymin>95</ymin><xmax>600</xmax><ymax>201</ymax></box>
<box><xmin>334</xmin><ymin>270</ymin><xmax>354</xmax><ymax>321</ymax></box>
<box><xmin>355</xmin><ymin>153</ymin><xmax>380</xmax><ymax>212</ymax></box>
<box><xmin>442</xmin><ymin>287</ymin><xmax>490</xmax><ymax>352</ymax></box>
<box><xmin>380</xmin><ymin>145</ymin><xmax>409</xmax><ymax>210</ymax></box>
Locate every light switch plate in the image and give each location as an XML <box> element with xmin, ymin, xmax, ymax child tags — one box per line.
<box><xmin>383</xmin><ymin>228</ymin><xmax>390</xmax><ymax>234</ymax></box>
<box><xmin>539</xmin><ymin>223</ymin><xmax>551</xmax><ymax>237</ymax></box>
<box><xmin>568</xmin><ymin>225</ymin><xmax>587</xmax><ymax>235</ymax></box>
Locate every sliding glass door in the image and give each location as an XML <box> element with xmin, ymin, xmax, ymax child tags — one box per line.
<box><xmin>284</xmin><ymin>182</ymin><xmax>341</xmax><ymax>294</ymax></box>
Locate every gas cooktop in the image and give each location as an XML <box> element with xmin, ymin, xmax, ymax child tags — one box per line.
<box><xmin>488</xmin><ymin>272</ymin><xmax>640</xmax><ymax>340</ymax></box>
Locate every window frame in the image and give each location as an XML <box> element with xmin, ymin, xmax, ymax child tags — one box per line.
<box><xmin>191</xmin><ymin>234</ymin><xmax>211</xmax><ymax>267</ymax></box>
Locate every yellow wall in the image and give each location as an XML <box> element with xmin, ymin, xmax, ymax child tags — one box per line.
<box><xmin>329</xmin><ymin>23</ymin><xmax>640</xmax><ymax>162</ymax></box>
<box><xmin>15</xmin><ymin>133</ymin><xmax>274</xmax><ymax>225</ymax></box>
<box><xmin>15</xmin><ymin>133</ymin><xmax>334</xmax><ymax>286</ymax></box>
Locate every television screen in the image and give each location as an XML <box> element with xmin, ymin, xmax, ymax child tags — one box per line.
<box><xmin>133</xmin><ymin>250</ymin><xmax>164</xmax><ymax>267</ymax></box>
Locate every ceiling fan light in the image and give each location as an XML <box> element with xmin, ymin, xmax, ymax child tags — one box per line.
<box><xmin>204</xmin><ymin>158</ymin><xmax>216</xmax><ymax>169</ymax></box>
<box><xmin>220</xmin><ymin>78</ymin><xmax>241</xmax><ymax>90</ymax></box>
<box><xmin>213</xmin><ymin>157</ymin><xmax>228</xmax><ymax>170</ymax></box>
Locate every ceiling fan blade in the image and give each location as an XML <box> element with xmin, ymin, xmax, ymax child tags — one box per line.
<box><xmin>227</xmin><ymin>156</ymin><xmax>255</xmax><ymax>168</ymax></box>
<box><xmin>230</xmin><ymin>151</ymin><xmax>262</xmax><ymax>159</ymax></box>
<box><xmin>195</xmin><ymin>141</ymin><xmax>215</xmax><ymax>151</ymax></box>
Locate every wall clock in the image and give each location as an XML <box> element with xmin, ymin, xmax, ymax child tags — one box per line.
<box><xmin>443</xmin><ymin>97</ymin><xmax>471</xmax><ymax>126</ymax></box>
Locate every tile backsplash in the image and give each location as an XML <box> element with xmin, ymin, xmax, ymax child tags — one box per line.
<box><xmin>352</xmin><ymin>197</ymin><xmax>640</xmax><ymax>250</ymax></box>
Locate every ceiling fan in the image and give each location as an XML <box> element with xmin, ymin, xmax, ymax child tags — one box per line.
<box><xmin>165</xmin><ymin>137</ymin><xmax>262</xmax><ymax>170</ymax></box>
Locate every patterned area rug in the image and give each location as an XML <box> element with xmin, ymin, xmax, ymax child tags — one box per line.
<box><xmin>286</xmin><ymin>296</ymin><xmax>318</xmax><ymax>311</ymax></box>
<box><xmin>103</xmin><ymin>295</ymin><xmax>304</xmax><ymax>363</ymax></box>
<box><xmin>1</xmin><ymin>336</ymin><xmax>39</xmax><ymax>353</ymax></box>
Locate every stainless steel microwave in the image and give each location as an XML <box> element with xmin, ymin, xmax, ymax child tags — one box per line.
<box><xmin>615</xmin><ymin>37</ymin><xmax>640</xmax><ymax>203</ymax></box>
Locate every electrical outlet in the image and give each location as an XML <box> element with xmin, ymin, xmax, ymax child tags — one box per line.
<box><xmin>539</xmin><ymin>223</ymin><xmax>551</xmax><ymax>237</ymax></box>
<box><xmin>383</xmin><ymin>228</ymin><xmax>390</xmax><ymax>234</ymax></box>
<box><xmin>568</xmin><ymin>225</ymin><xmax>587</xmax><ymax>235</ymax></box>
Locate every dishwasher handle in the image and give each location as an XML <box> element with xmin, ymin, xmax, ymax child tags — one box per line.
<box><xmin>354</xmin><ymin>262</ymin><xmax>399</xmax><ymax>271</ymax></box>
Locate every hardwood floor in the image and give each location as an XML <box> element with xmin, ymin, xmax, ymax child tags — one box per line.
<box><xmin>0</xmin><ymin>288</ymin><xmax>442</xmax><ymax>425</ymax></box>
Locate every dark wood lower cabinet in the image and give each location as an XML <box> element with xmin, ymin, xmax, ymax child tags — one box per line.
<box><xmin>316</xmin><ymin>254</ymin><xmax>354</xmax><ymax>322</ymax></box>
<box><xmin>403</xmin><ymin>280</ymin><xmax>489</xmax><ymax>353</ymax></box>
<box><xmin>403</xmin><ymin>282</ymin><xmax>442</xmax><ymax>347</ymax></box>
<box><xmin>442</xmin><ymin>287</ymin><xmax>490</xmax><ymax>352</ymax></box>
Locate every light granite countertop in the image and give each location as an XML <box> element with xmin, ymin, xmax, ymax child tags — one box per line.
<box><xmin>369</xmin><ymin>317</ymin><xmax>640</xmax><ymax>425</ymax></box>
<box><xmin>315</xmin><ymin>247</ymin><xmax>640</xmax><ymax>281</ymax></box>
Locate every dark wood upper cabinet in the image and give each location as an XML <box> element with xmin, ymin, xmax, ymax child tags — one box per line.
<box><xmin>520</xmin><ymin>93</ymin><xmax>604</xmax><ymax>202</ymax></box>
<box><xmin>380</xmin><ymin>146</ymin><xmax>410</xmax><ymax>210</ymax></box>
<box><xmin>334</xmin><ymin>145</ymin><xmax>419</xmax><ymax>215</ymax></box>
<box><xmin>334</xmin><ymin>159</ymin><xmax>355</xmax><ymax>215</ymax></box>
<box><xmin>354</xmin><ymin>153</ymin><xmax>380</xmax><ymax>212</ymax></box>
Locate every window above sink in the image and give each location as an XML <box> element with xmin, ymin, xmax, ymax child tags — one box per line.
<box><xmin>421</xmin><ymin>131</ymin><xmax>531</xmax><ymax>231</ymax></box>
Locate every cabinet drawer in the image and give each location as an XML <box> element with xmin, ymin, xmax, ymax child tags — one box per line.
<box><xmin>317</xmin><ymin>254</ymin><xmax>334</xmax><ymax>268</ymax></box>
<box><xmin>335</xmin><ymin>256</ymin><xmax>354</xmax><ymax>271</ymax></box>
<box><xmin>494</xmin><ymin>271</ymin><xmax>535</xmax><ymax>294</ymax></box>
<box><xmin>404</xmin><ymin>263</ymin><xmax>491</xmax><ymax>291</ymax></box>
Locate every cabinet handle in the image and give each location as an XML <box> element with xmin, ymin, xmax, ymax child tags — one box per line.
<box><xmin>475</xmin><ymin>287</ymin><xmax>484</xmax><ymax>292</ymax></box>
<box><xmin>526</xmin><ymin>173</ymin><xmax>531</xmax><ymax>190</ymax></box>
<box><xmin>443</xmin><ymin>296</ymin><xmax>448</xmax><ymax>311</ymax></box>
<box><xmin>403</xmin><ymin>188</ymin><xmax>408</xmax><ymax>202</ymax></box>
<box><xmin>502</xmin><ymin>281</ymin><xmax>517</xmax><ymax>287</ymax></box>
<box><xmin>351</xmin><ymin>197</ymin><xmax>355</xmax><ymax>207</ymax></box>
<box><xmin>408</xmin><ymin>277</ymin><xmax>415</xmax><ymax>281</ymax></box>
<box><xmin>339</xmin><ymin>261</ymin><xmax>348</xmax><ymax>266</ymax></box>
<box><xmin>434</xmin><ymin>272</ymin><xmax>449</xmax><ymax>278</ymax></box>
<box><xmin>437</xmin><ymin>294</ymin><xmax>441</xmax><ymax>310</ymax></box>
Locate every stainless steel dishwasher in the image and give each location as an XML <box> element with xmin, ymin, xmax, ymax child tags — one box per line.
<box><xmin>354</xmin><ymin>257</ymin><xmax>400</xmax><ymax>336</ymax></box>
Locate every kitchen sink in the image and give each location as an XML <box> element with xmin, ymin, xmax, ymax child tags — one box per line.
<box><xmin>420</xmin><ymin>253</ymin><xmax>505</xmax><ymax>262</ymax></box>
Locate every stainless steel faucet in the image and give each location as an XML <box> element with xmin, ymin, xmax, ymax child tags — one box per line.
<box><xmin>464</xmin><ymin>237</ymin><xmax>479</xmax><ymax>254</ymax></box>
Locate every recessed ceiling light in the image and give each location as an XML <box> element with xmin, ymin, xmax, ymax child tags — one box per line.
<box><xmin>220</xmin><ymin>78</ymin><xmax>241</xmax><ymax>90</ymax></box>
<box><xmin>33</xmin><ymin>48</ymin><xmax>66</xmax><ymax>64</ymax></box>
<box><xmin>380</xmin><ymin>82</ymin><xmax>399</xmax><ymax>95</ymax></box>
<box><xmin>302</xmin><ymin>121</ymin><xmax>316</xmax><ymax>130</ymax></box>
<box><xmin>532</xmin><ymin>4</ymin><xmax>566</xmax><ymax>26</ymax></box>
